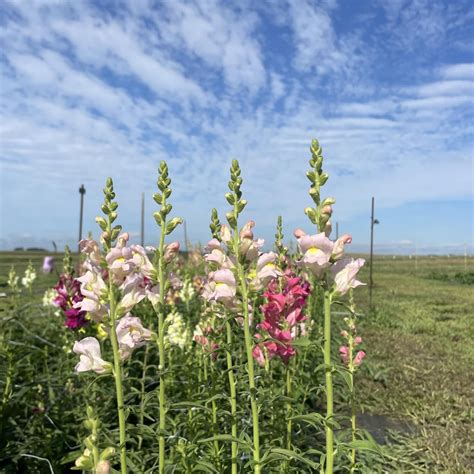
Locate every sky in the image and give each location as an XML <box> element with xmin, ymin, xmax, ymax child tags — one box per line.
<box><xmin>0</xmin><ymin>0</ymin><xmax>473</xmax><ymax>254</ymax></box>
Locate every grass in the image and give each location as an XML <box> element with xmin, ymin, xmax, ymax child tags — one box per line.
<box><xmin>352</xmin><ymin>255</ymin><xmax>474</xmax><ymax>472</ymax></box>
<box><xmin>0</xmin><ymin>252</ymin><xmax>473</xmax><ymax>472</ymax></box>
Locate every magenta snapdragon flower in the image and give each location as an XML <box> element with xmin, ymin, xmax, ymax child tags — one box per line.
<box><xmin>53</xmin><ymin>274</ymin><xmax>88</xmax><ymax>330</ymax></box>
<box><xmin>253</xmin><ymin>271</ymin><xmax>311</xmax><ymax>365</ymax></box>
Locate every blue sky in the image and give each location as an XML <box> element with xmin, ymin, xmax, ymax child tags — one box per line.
<box><xmin>0</xmin><ymin>0</ymin><xmax>473</xmax><ymax>254</ymax></box>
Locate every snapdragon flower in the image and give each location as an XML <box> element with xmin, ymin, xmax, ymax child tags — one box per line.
<box><xmin>21</xmin><ymin>262</ymin><xmax>37</xmax><ymax>290</ymax></box>
<box><xmin>54</xmin><ymin>274</ymin><xmax>88</xmax><ymax>329</ymax></box>
<box><xmin>42</xmin><ymin>256</ymin><xmax>55</xmax><ymax>274</ymax></box>
<box><xmin>74</xmin><ymin>269</ymin><xmax>108</xmax><ymax>321</ymax></box>
<box><xmin>295</xmin><ymin>231</ymin><xmax>334</xmax><ymax>277</ymax></box>
<box><xmin>253</xmin><ymin>271</ymin><xmax>311</xmax><ymax>365</ymax></box>
<box><xmin>331</xmin><ymin>258</ymin><xmax>365</xmax><ymax>296</ymax></box>
<box><xmin>202</xmin><ymin>269</ymin><xmax>237</xmax><ymax>308</ymax></box>
<box><xmin>115</xmin><ymin>314</ymin><xmax>152</xmax><ymax>360</ymax></box>
<box><xmin>73</xmin><ymin>337</ymin><xmax>111</xmax><ymax>374</ymax></box>
<box><xmin>165</xmin><ymin>310</ymin><xmax>190</xmax><ymax>349</ymax></box>
<box><xmin>254</xmin><ymin>252</ymin><xmax>283</xmax><ymax>289</ymax></box>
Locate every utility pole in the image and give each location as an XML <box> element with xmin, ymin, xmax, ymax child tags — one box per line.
<box><xmin>141</xmin><ymin>192</ymin><xmax>145</xmax><ymax>247</ymax></box>
<box><xmin>78</xmin><ymin>184</ymin><xmax>86</xmax><ymax>253</ymax></box>
<box><xmin>336</xmin><ymin>222</ymin><xmax>339</xmax><ymax>240</ymax></box>
<box><xmin>183</xmin><ymin>219</ymin><xmax>189</xmax><ymax>253</ymax></box>
<box><xmin>369</xmin><ymin>196</ymin><xmax>379</xmax><ymax>309</ymax></box>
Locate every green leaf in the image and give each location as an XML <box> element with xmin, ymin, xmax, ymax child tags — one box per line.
<box><xmin>197</xmin><ymin>434</ymin><xmax>249</xmax><ymax>448</ymax></box>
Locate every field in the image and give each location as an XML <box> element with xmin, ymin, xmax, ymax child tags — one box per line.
<box><xmin>0</xmin><ymin>251</ymin><xmax>473</xmax><ymax>473</ymax></box>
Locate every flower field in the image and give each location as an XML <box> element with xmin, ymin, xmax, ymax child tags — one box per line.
<box><xmin>0</xmin><ymin>140</ymin><xmax>472</xmax><ymax>473</ymax></box>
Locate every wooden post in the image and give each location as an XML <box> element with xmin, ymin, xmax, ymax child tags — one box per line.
<box><xmin>78</xmin><ymin>184</ymin><xmax>86</xmax><ymax>253</ymax></box>
<box><xmin>369</xmin><ymin>197</ymin><xmax>377</xmax><ymax>309</ymax></box>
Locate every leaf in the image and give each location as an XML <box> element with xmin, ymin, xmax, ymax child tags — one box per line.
<box><xmin>197</xmin><ymin>434</ymin><xmax>249</xmax><ymax>448</ymax></box>
<box><xmin>263</xmin><ymin>448</ymin><xmax>319</xmax><ymax>469</ymax></box>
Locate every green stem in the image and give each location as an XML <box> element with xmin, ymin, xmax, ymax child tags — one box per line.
<box><xmin>226</xmin><ymin>320</ymin><xmax>238</xmax><ymax>474</ymax></box>
<box><xmin>237</xmin><ymin>263</ymin><xmax>261</xmax><ymax>473</ymax></box>
<box><xmin>108</xmin><ymin>285</ymin><xmax>127</xmax><ymax>474</ymax></box>
<box><xmin>138</xmin><ymin>344</ymin><xmax>149</xmax><ymax>450</ymax></box>
<box><xmin>286</xmin><ymin>363</ymin><xmax>292</xmax><ymax>451</ymax></box>
<box><xmin>156</xmin><ymin>218</ymin><xmax>167</xmax><ymax>474</ymax></box>
<box><xmin>324</xmin><ymin>291</ymin><xmax>334</xmax><ymax>474</ymax></box>
<box><xmin>210</xmin><ymin>363</ymin><xmax>220</xmax><ymax>468</ymax></box>
<box><xmin>283</xmin><ymin>362</ymin><xmax>293</xmax><ymax>473</ymax></box>
<box><xmin>348</xmin><ymin>336</ymin><xmax>356</xmax><ymax>472</ymax></box>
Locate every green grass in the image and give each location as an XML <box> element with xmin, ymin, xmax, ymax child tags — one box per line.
<box><xmin>352</xmin><ymin>255</ymin><xmax>474</xmax><ymax>472</ymax></box>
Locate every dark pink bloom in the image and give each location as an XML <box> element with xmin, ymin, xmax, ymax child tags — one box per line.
<box><xmin>53</xmin><ymin>274</ymin><xmax>88</xmax><ymax>330</ymax></box>
<box><xmin>253</xmin><ymin>271</ymin><xmax>310</xmax><ymax>365</ymax></box>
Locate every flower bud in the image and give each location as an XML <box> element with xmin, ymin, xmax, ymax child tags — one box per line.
<box><xmin>239</xmin><ymin>220</ymin><xmax>255</xmax><ymax>239</ymax></box>
<box><xmin>294</xmin><ymin>228</ymin><xmax>306</xmax><ymax>239</ymax></box>
<box><xmin>322</xmin><ymin>205</ymin><xmax>333</xmax><ymax>215</ymax></box>
<box><xmin>220</xmin><ymin>224</ymin><xmax>232</xmax><ymax>243</ymax></box>
<box><xmin>96</xmin><ymin>460</ymin><xmax>111</xmax><ymax>474</ymax></box>
<box><xmin>324</xmin><ymin>220</ymin><xmax>332</xmax><ymax>237</ymax></box>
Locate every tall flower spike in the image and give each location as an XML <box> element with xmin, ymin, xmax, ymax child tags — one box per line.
<box><xmin>275</xmin><ymin>215</ymin><xmax>288</xmax><ymax>266</ymax></box>
<box><xmin>304</xmin><ymin>139</ymin><xmax>336</xmax><ymax>233</ymax></box>
<box><xmin>153</xmin><ymin>160</ymin><xmax>183</xmax><ymax>240</ymax></box>
<box><xmin>152</xmin><ymin>160</ymin><xmax>182</xmax><ymax>474</ymax></box>
<box><xmin>225</xmin><ymin>159</ymin><xmax>247</xmax><ymax>231</ymax></box>
<box><xmin>96</xmin><ymin>177</ymin><xmax>122</xmax><ymax>252</ymax></box>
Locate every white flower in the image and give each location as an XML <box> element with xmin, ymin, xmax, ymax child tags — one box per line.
<box><xmin>73</xmin><ymin>337</ymin><xmax>111</xmax><ymax>374</ymax></box>
<box><xmin>179</xmin><ymin>279</ymin><xmax>196</xmax><ymax>303</ymax></box>
<box><xmin>165</xmin><ymin>310</ymin><xmax>189</xmax><ymax>349</ymax></box>
<box><xmin>42</xmin><ymin>288</ymin><xmax>57</xmax><ymax>307</ymax></box>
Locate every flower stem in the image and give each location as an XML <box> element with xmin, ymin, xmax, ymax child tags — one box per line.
<box><xmin>226</xmin><ymin>319</ymin><xmax>238</xmax><ymax>474</ymax></box>
<box><xmin>156</xmin><ymin>221</ymin><xmax>167</xmax><ymax>474</ymax></box>
<box><xmin>237</xmin><ymin>263</ymin><xmax>261</xmax><ymax>474</ymax></box>
<box><xmin>324</xmin><ymin>290</ymin><xmax>334</xmax><ymax>474</ymax></box>
<box><xmin>138</xmin><ymin>344</ymin><xmax>149</xmax><ymax>450</ymax></box>
<box><xmin>108</xmin><ymin>285</ymin><xmax>127</xmax><ymax>474</ymax></box>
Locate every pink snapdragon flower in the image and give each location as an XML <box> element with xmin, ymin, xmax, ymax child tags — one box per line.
<box><xmin>202</xmin><ymin>269</ymin><xmax>237</xmax><ymax>308</ymax></box>
<box><xmin>353</xmin><ymin>351</ymin><xmax>366</xmax><ymax>366</ymax></box>
<box><xmin>117</xmin><ymin>273</ymin><xmax>147</xmax><ymax>315</ymax></box>
<box><xmin>79</xmin><ymin>239</ymin><xmax>102</xmax><ymax>269</ymax></box>
<box><xmin>204</xmin><ymin>239</ymin><xmax>235</xmax><ymax>269</ymax></box>
<box><xmin>115</xmin><ymin>314</ymin><xmax>152</xmax><ymax>360</ymax></box>
<box><xmin>339</xmin><ymin>345</ymin><xmax>366</xmax><ymax>367</ymax></box>
<box><xmin>130</xmin><ymin>244</ymin><xmax>154</xmax><ymax>276</ymax></box>
<box><xmin>73</xmin><ymin>337</ymin><xmax>111</xmax><ymax>374</ymax></box>
<box><xmin>105</xmin><ymin>233</ymin><xmax>135</xmax><ymax>284</ymax></box>
<box><xmin>254</xmin><ymin>252</ymin><xmax>283</xmax><ymax>288</ymax></box>
<box><xmin>296</xmin><ymin>231</ymin><xmax>334</xmax><ymax>277</ymax></box>
<box><xmin>239</xmin><ymin>221</ymin><xmax>264</xmax><ymax>261</ymax></box>
<box><xmin>331</xmin><ymin>234</ymin><xmax>352</xmax><ymax>261</ymax></box>
<box><xmin>331</xmin><ymin>258</ymin><xmax>365</xmax><ymax>296</ymax></box>
<box><xmin>339</xmin><ymin>345</ymin><xmax>349</xmax><ymax>365</ymax></box>
<box><xmin>74</xmin><ymin>269</ymin><xmax>108</xmax><ymax>321</ymax></box>
<box><xmin>164</xmin><ymin>242</ymin><xmax>180</xmax><ymax>263</ymax></box>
